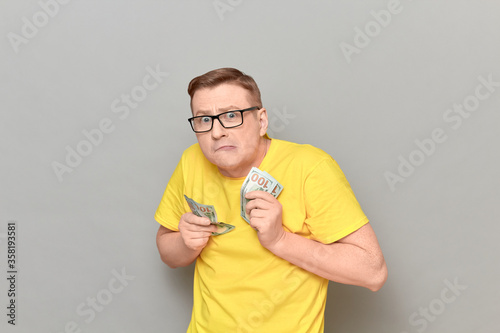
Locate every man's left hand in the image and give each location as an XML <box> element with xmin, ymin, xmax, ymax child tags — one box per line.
<box><xmin>245</xmin><ymin>191</ymin><xmax>285</xmax><ymax>250</ymax></box>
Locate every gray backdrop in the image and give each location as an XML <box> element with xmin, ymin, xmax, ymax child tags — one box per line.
<box><xmin>1</xmin><ymin>1</ymin><xmax>499</xmax><ymax>332</ymax></box>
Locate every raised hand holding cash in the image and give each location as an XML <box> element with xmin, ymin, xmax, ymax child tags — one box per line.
<box><xmin>243</xmin><ymin>190</ymin><xmax>285</xmax><ymax>249</ymax></box>
<box><xmin>240</xmin><ymin>167</ymin><xmax>283</xmax><ymax>223</ymax></box>
<box><xmin>184</xmin><ymin>195</ymin><xmax>235</xmax><ymax>236</ymax></box>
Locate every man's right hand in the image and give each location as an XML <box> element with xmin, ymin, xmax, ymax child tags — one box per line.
<box><xmin>178</xmin><ymin>213</ymin><xmax>218</xmax><ymax>251</ymax></box>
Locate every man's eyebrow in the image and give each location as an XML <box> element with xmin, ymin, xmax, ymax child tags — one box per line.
<box><xmin>219</xmin><ymin>105</ymin><xmax>241</xmax><ymax>111</ymax></box>
<box><xmin>193</xmin><ymin>110</ymin><xmax>211</xmax><ymax>116</ymax></box>
<box><xmin>194</xmin><ymin>106</ymin><xmax>242</xmax><ymax>116</ymax></box>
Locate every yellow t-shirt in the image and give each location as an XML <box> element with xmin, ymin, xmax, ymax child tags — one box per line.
<box><xmin>155</xmin><ymin>138</ymin><xmax>368</xmax><ymax>333</ymax></box>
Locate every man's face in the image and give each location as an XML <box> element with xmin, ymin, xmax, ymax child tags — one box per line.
<box><xmin>191</xmin><ymin>83</ymin><xmax>268</xmax><ymax>178</ymax></box>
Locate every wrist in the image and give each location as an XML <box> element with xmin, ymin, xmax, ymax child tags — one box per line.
<box><xmin>266</xmin><ymin>230</ymin><xmax>288</xmax><ymax>255</ymax></box>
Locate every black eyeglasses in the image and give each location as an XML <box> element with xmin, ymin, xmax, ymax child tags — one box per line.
<box><xmin>188</xmin><ymin>106</ymin><xmax>260</xmax><ymax>133</ymax></box>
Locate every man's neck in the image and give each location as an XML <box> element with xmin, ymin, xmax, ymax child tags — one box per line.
<box><xmin>218</xmin><ymin>138</ymin><xmax>270</xmax><ymax>178</ymax></box>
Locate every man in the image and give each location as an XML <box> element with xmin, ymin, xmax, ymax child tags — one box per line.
<box><xmin>155</xmin><ymin>68</ymin><xmax>387</xmax><ymax>333</ymax></box>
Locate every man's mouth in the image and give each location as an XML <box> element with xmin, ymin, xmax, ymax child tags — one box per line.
<box><xmin>215</xmin><ymin>145</ymin><xmax>236</xmax><ymax>151</ymax></box>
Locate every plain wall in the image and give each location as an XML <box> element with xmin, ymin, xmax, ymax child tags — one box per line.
<box><xmin>1</xmin><ymin>1</ymin><xmax>499</xmax><ymax>332</ymax></box>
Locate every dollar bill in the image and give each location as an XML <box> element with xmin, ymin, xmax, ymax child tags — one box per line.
<box><xmin>269</xmin><ymin>182</ymin><xmax>283</xmax><ymax>198</ymax></box>
<box><xmin>240</xmin><ymin>167</ymin><xmax>283</xmax><ymax>223</ymax></box>
<box><xmin>208</xmin><ymin>221</ymin><xmax>235</xmax><ymax>236</ymax></box>
<box><xmin>184</xmin><ymin>194</ymin><xmax>217</xmax><ymax>222</ymax></box>
<box><xmin>184</xmin><ymin>195</ymin><xmax>235</xmax><ymax>236</ymax></box>
<box><xmin>262</xmin><ymin>170</ymin><xmax>283</xmax><ymax>198</ymax></box>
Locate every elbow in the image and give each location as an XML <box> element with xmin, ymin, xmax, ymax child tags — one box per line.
<box><xmin>159</xmin><ymin>252</ymin><xmax>195</xmax><ymax>269</ymax></box>
<box><xmin>161</xmin><ymin>256</ymin><xmax>180</xmax><ymax>269</ymax></box>
<box><xmin>159</xmin><ymin>253</ymin><xmax>190</xmax><ymax>269</ymax></box>
<box><xmin>367</xmin><ymin>259</ymin><xmax>388</xmax><ymax>292</ymax></box>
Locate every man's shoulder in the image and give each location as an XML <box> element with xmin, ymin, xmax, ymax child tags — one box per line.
<box><xmin>272</xmin><ymin>138</ymin><xmax>331</xmax><ymax>161</ymax></box>
<box><xmin>182</xmin><ymin>142</ymin><xmax>203</xmax><ymax>159</ymax></box>
<box><xmin>177</xmin><ymin>143</ymin><xmax>208</xmax><ymax>170</ymax></box>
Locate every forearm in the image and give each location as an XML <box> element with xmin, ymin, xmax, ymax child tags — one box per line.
<box><xmin>269</xmin><ymin>231</ymin><xmax>387</xmax><ymax>291</ymax></box>
<box><xmin>157</xmin><ymin>230</ymin><xmax>202</xmax><ymax>268</ymax></box>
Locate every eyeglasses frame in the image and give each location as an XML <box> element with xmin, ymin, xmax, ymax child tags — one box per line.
<box><xmin>187</xmin><ymin>106</ymin><xmax>260</xmax><ymax>133</ymax></box>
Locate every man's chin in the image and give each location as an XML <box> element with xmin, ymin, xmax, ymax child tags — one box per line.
<box><xmin>212</xmin><ymin>149</ymin><xmax>239</xmax><ymax>161</ymax></box>
<box><xmin>213</xmin><ymin>159</ymin><xmax>238</xmax><ymax>169</ymax></box>
<box><xmin>211</xmin><ymin>158</ymin><xmax>245</xmax><ymax>177</ymax></box>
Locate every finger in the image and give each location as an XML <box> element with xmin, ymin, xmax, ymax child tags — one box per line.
<box><xmin>246</xmin><ymin>198</ymin><xmax>271</xmax><ymax>216</ymax></box>
<box><xmin>180</xmin><ymin>220</ymin><xmax>216</xmax><ymax>233</ymax></box>
<box><xmin>245</xmin><ymin>202</ymin><xmax>257</xmax><ymax>217</ymax></box>
<box><xmin>183</xmin><ymin>213</ymin><xmax>212</xmax><ymax>226</ymax></box>
<box><xmin>246</xmin><ymin>197</ymin><xmax>264</xmax><ymax>210</ymax></box>
<box><xmin>248</xmin><ymin>219</ymin><xmax>260</xmax><ymax>232</ymax></box>
<box><xmin>208</xmin><ymin>224</ymin><xmax>219</xmax><ymax>233</ymax></box>
<box><xmin>189</xmin><ymin>230</ymin><xmax>215</xmax><ymax>238</ymax></box>
<box><xmin>249</xmin><ymin>208</ymin><xmax>268</xmax><ymax>219</ymax></box>
<box><xmin>245</xmin><ymin>190</ymin><xmax>274</xmax><ymax>201</ymax></box>
<box><xmin>194</xmin><ymin>223</ymin><xmax>219</xmax><ymax>233</ymax></box>
<box><xmin>186</xmin><ymin>224</ymin><xmax>218</xmax><ymax>234</ymax></box>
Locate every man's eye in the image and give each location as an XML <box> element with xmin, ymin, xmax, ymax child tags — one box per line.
<box><xmin>201</xmin><ymin>117</ymin><xmax>211</xmax><ymax>123</ymax></box>
<box><xmin>226</xmin><ymin>112</ymin><xmax>236</xmax><ymax>119</ymax></box>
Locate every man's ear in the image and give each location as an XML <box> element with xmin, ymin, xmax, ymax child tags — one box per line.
<box><xmin>258</xmin><ymin>107</ymin><xmax>268</xmax><ymax>136</ymax></box>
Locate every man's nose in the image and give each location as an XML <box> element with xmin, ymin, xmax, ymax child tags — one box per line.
<box><xmin>211</xmin><ymin>117</ymin><xmax>227</xmax><ymax>139</ymax></box>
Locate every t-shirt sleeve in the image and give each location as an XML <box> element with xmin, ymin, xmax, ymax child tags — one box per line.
<box><xmin>303</xmin><ymin>157</ymin><xmax>369</xmax><ymax>244</ymax></box>
<box><xmin>154</xmin><ymin>157</ymin><xmax>186</xmax><ymax>231</ymax></box>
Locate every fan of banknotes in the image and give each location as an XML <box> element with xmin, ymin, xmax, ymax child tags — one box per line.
<box><xmin>184</xmin><ymin>195</ymin><xmax>235</xmax><ymax>236</ymax></box>
<box><xmin>240</xmin><ymin>167</ymin><xmax>283</xmax><ymax>224</ymax></box>
<box><xmin>183</xmin><ymin>168</ymin><xmax>283</xmax><ymax>236</ymax></box>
